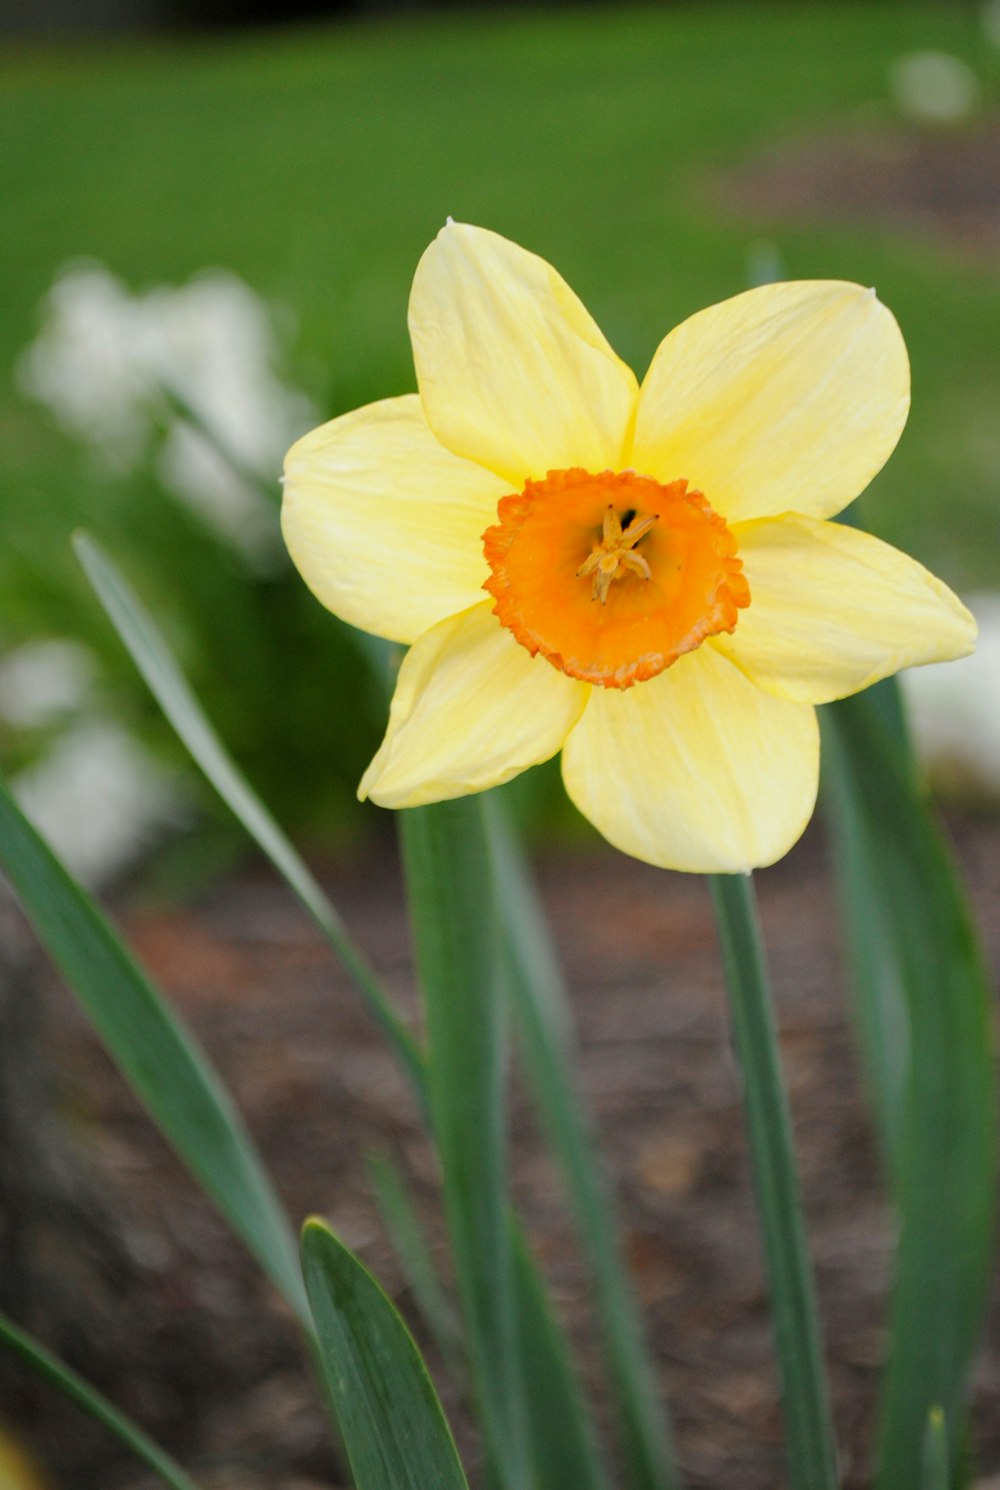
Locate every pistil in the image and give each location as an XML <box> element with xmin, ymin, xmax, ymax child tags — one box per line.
<box><xmin>577</xmin><ymin>505</ymin><xmax>659</xmax><ymax>604</ymax></box>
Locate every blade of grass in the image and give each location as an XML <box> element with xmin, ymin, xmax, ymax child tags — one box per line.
<box><xmin>485</xmin><ymin>795</ymin><xmax>679</xmax><ymax>1490</ymax></box>
<box><xmin>74</xmin><ymin>531</ymin><xmax>425</xmax><ymax>1111</ymax></box>
<box><xmin>302</xmin><ymin>1218</ymin><xmax>469</xmax><ymax>1490</ymax></box>
<box><xmin>366</xmin><ymin>1151</ymin><xmax>464</xmax><ymax>1377</ymax></box>
<box><xmin>0</xmin><ymin>1311</ymin><xmax>201</xmax><ymax>1490</ymax></box>
<box><xmin>0</xmin><ymin>774</ymin><xmax>306</xmax><ymax>1322</ymax></box>
<box><xmin>709</xmin><ymin>872</ymin><xmax>839</xmax><ymax>1490</ymax></box>
<box><xmin>399</xmin><ymin>799</ymin><xmax>530</xmax><ymax>1490</ymax></box>
<box><xmin>823</xmin><ymin>691</ymin><xmax>995</xmax><ymax>1490</ymax></box>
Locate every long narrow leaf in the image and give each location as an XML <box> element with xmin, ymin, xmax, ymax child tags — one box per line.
<box><xmin>823</xmin><ymin>679</ymin><xmax>911</xmax><ymax>1172</ymax></box>
<box><xmin>399</xmin><ymin>799</ymin><xmax>530</xmax><ymax>1490</ymax></box>
<box><xmin>511</xmin><ymin>1223</ymin><xmax>614</xmax><ymax>1490</ymax></box>
<box><xmin>372</xmin><ymin>1142</ymin><xmax>619</xmax><ymax>1490</ymax></box>
<box><xmin>76</xmin><ymin>534</ymin><xmax>611</xmax><ymax>1490</ymax></box>
<box><xmin>823</xmin><ymin>691</ymin><xmax>995</xmax><ymax>1490</ymax></box>
<box><xmin>486</xmin><ymin>795</ymin><xmax>679</xmax><ymax>1490</ymax></box>
<box><xmin>825</xmin><ymin>802</ymin><xmax>909</xmax><ymax>1174</ymax></box>
<box><xmin>0</xmin><ymin>775</ymin><xmax>306</xmax><ymax>1321</ymax></box>
<box><xmin>370</xmin><ymin>1152</ymin><xmax>616</xmax><ymax>1490</ymax></box>
<box><xmin>0</xmin><ymin>1311</ymin><xmax>201</xmax><ymax>1490</ymax></box>
<box><xmin>301</xmin><ymin>1218</ymin><xmax>469</xmax><ymax>1490</ymax></box>
<box><xmin>367</xmin><ymin>1151</ymin><xmax>464</xmax><ymax>1377</ymax></box>
<box><xmin>74</xmin><ymin>532</ymin><xmax>425</xmax><ymax>1109</ymax></box>
<box><xmin>920</xmin><ymin>1407</ymin><xmax>948</xmax><ymax>1490</ymax></box>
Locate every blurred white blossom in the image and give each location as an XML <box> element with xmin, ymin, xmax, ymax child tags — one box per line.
<box><xmin>1</xmin><ymin>636</ymin><xmax>181</xmax><ymax>885</ymax></box>
<box><xmin>0</xmin><ymin>640</ymin><xmax>95</xmax><ymax>729</ymax></box>
<box><xmin>18</xmin><ymin>263</ymin><xmax>317</xmax><ymax>565</ymax></box>
<box><xmin>13</xmin><ymin>720</ymin><xmax>179</xmax><ymax>887</ymax></box>
<box><xmin>902</xmin><ymin>593</ymin><xmax>1000</xmax><ymax>798</ymax></box>
<box><xmin>889</xmin><ymin>50</ymin><xmax>982</xmax><ymax>127</ymax></box>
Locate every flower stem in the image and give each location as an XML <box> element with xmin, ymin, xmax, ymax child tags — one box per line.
<box><xmin>709</xmin><ymin>872</ymin><xmax>839</xmax><ymax>1490</ymax></box>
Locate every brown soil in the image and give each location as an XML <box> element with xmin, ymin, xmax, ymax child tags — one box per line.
<box><xmin>3</xmin><ymin>814</ymin><xmax>999</xmax><ymax>1490</ymax></box>
<box><xmin>711</xmin><ymin>119</ymin><xmax>1000</xmax><ymax>257</ymax></box>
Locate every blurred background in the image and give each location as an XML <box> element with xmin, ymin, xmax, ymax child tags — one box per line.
<box><xmin>3</xmin><ymin>8</ymin><xmax>1000</xmax><ymax>1488</ymax></box>
<box><xmin>2</xmin><ymin>0</ymin><xmax>1000</xmax><ymax>889</ymax></box>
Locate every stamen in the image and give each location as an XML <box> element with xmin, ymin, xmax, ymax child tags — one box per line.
<box><xmin>621</xmin><ymin>512</ymin><xmax>658</xmax><ymax>547</ymax></box>
<box><xmin>602</xmin><ymin>505</ymin><xmax>622</xmax><ymax>544</ymax></box>
<box><xmin>577</xmin><ymin>506</ymin><xmax>660</xmax><ymax>603</ymax></box>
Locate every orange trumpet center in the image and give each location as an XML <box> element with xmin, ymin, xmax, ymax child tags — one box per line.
<box><xmin>483</xmin><ymin>467</ymin><xmax>750</xmax><ymax>689</ymax></box>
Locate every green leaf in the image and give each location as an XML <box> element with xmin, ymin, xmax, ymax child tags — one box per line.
<box><xmin>0</xmin><ymin>773</ymin><xmax>306</xmax><ymax>1322</ymax></box>
<box><xmin>399</xmin><ymin>799</ymin><xmax>530</xmax><ymax>1490</ymax></box>
<box><xmin>367</xmin><ymin>1151</ymin><xmax>464</xmax><ymax>1376</ymax></box>
<box><xmin>921</xmin><ymin>1407</ymin><xmax>949</xmax><ymax>1490</ymax></box>
<box><xmin>485</xmin><ymin>795</ymin><xmax>679</xmax><ymax>1490</ymax></box>
<box><xmin>709</xmin><ymin>872</ymin><xmax>838</xmax><ymax>1490</ymax></box>
<box><xmin>822</xmin><ymin>679</ymin><xmax>911</xmax><ymax>1171</ymax></box>
<box><xmin>78</xmin><ymin>534</ymin><xmax>612</xmax><ymax>1489</ymax></box>
<box><xmin>301</xmin><ymin>1218</ymin><xmax>469</xmax><ymax>1490</ymax></box>
<box><xmin>511</xmin><ymin>1223</ymin><xmax>614</xmax><ymax>1490</ymax></box>
<box><xmin>74</xmin><ymin>531</ymin><xmax>425</xmax><ymax>1111</ymax></box>
<box><xmin>823</xmin><ymin>690</ymin><xmax>996</xmax><ymax>1490</ymax></box>
<box><xmin>825</xmin><ymin>800</ymin><xmax>909</xmax><ymax>1172</ymax></box>
<box><xmin>0</xmin><ymin>1310</ymin><xmax>201</xmax><ymax>1490</ymax></box>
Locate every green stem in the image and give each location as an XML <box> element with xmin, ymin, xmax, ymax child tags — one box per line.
<box><xmin>709</xmin><ymin>873</ymin><xmax>838</xmax><ymax>1490</ymax></box>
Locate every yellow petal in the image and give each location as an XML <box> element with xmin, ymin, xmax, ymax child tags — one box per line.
<box><xmin>282</xmin><ymin>395</ymin><xmax>508</xmax><ymax>645</ymax></box>
<box><xmin>630</xmin><ymin>281</ymin><xmax>909</xmax><ymax>524</ymax></box>
<box><xmin>716</xmin><ymin>515</ymin><xmax>977</xmax><ymax>703</ymax></box>
<box><xmin>409</xmin><ymin>221</ymin><xmax>638</xmax><ymax>486</ymax></box>
<box><xmin>561</xmin><ymin>645</ymin><xmax>819</xmax><ymax>873</ymax></box>
<box><xmin>360</xmin><ymin>602</ymin><xmax>588</xmax><ymax>808</ymax></box>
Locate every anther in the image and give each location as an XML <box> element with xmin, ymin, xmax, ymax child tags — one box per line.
<box><xmin>577</xmin><ymin>508</ymin><xmax>659</xmax><ymax>603</ymax></box>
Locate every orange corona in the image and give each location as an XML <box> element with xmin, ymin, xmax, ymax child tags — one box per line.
<box><xmin>483</xmin><ymin>467</ymin><xmax>750</xmax><ymax>689</ymax></box>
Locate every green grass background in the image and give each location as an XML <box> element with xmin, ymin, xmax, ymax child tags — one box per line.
<box><xmin>2</xmin><ymin>2</ymin><xmax>998</xmax><ymax>844</ymax></box>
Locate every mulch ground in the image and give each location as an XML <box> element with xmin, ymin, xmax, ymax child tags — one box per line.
<box><xmin>6</xmin><ymin>111</ymin><xmax>1000</xmax><ymax>1490</ymax></box>
<box><xmin>710</xmin><ymin>118</ymin><xmax>1000</xmax><ymax>258</ymax></box>
<box><xmin>4</xmin><ymin>809</ymin><xmax>1000</xmax><ymax>1490</ymax></box>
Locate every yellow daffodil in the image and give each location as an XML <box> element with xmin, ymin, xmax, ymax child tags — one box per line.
<box><xmin>282</xmin><ymin>223</ymin><xmax>975</xmax><ymax>873</ymax></box>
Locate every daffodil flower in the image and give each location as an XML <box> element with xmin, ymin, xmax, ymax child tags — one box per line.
<box><xmin>282</xmin><ymin>223</ymin><xmax>975</xmax><ymax>873</ymax></box>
